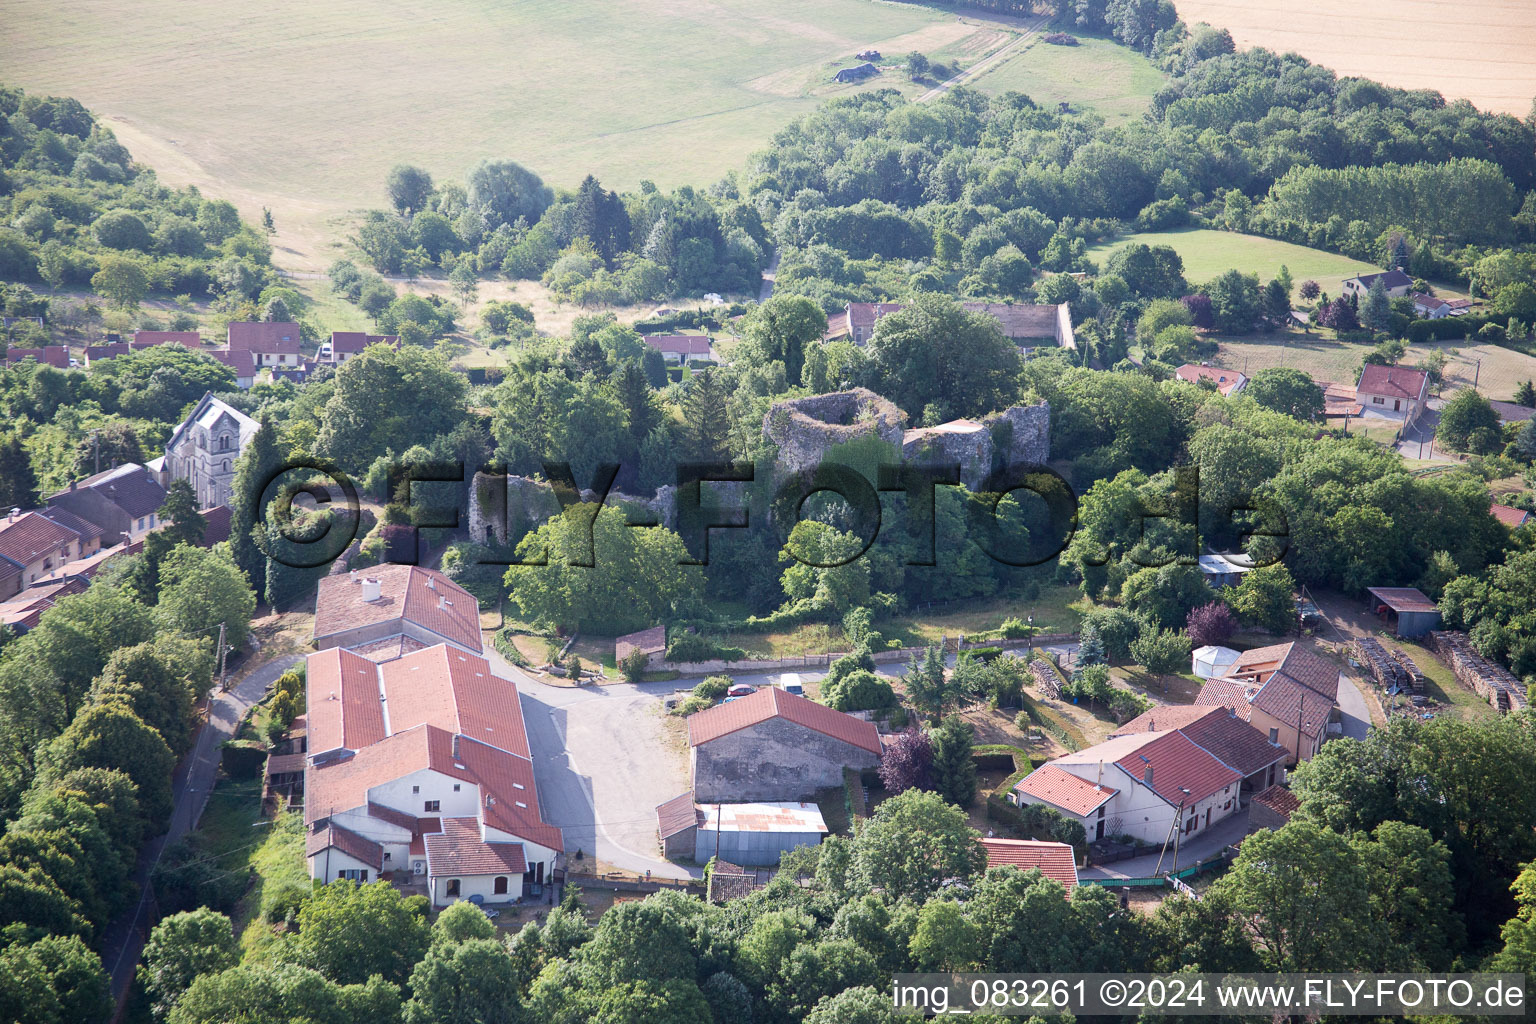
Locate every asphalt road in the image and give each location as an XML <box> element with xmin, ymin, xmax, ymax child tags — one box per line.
<box><xmin>102</xmin><ymin>652</ymin><xmax>303</xmax><ymax>1009</ymax></box>
<box><xmin>1335</xmin><ymin>671</ymin><xmax>1372</xmax><ymax>740</ymax></box>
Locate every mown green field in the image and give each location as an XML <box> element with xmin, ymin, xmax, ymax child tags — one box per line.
<box><xmin>1086</xmin><ymin>228</ymin><xmax>1390</xmax><ymax>295</ymax></box>
<box><xmin>1209</xmin><ymin>336</ymin><xmax>1536</xmax><ymax>401</ymax></box>
<box><xmin>969</xmin><ymin>33</ymin><xmax>1166</xmax><ymax>122</ymax></box>
<box><xmin>1</xmin><ymin>0</ymin><xmax>980</xmax><ymax>270</ymax></box>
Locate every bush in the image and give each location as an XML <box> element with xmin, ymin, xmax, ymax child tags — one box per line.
<box><xmin>221</xmin><ymin>739</ymin><xmax>267</xmax><ymax>779</ymax></box>
<box><xmin>262</xmin><ymin>881</ymin><xmax>313</xmax><ymax>924</ymax></box>
<box><xmin>620</xmin><ymin>649</ymin><xmax>650</xmax><ymax>682</ymax></box>
<box><xmin>665</xmin><ymin>632</ymin><xmax>746</xmax><ymax>663</ymax></box>
<box><xmin>671</xmin><ymin>694</ymin><xmax>714</xmax><ymax>717</ymax></box>
<box><xmin>1000</xmin><ymin>617</ymin><xmax>1033</xmax><ymax>639</ymax></box>
<box><xmin>692</xmin><ymin>675</ymin><xmax>732</xmax><ymax>700</ymax></box>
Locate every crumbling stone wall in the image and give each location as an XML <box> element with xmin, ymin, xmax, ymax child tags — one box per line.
<box><xmin>902</xmin><ymin>423</ymin><xmax>993</xmax><ymax>489</ymax></box>
<box><xmin>761</xmin><ymin>388</ymin><xmax>904</xmax><ymax>477</ymax></box>
<box><xmin>990</xmin><ymin>402</ymin><xmax>1051</xmax><ymax>469</ymax></box>
<box><xmin>466</xmin><ymin>471</ymin><xmax>676</xmax><ymax>544</ymax></box>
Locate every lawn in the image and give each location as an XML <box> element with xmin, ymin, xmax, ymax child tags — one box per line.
<box><xmin>969</xmin><ymin>33</ymin><xmax>1167</xmax><ymax>122</ymax></box>
<box><xmin>1208</xmin><ymin>335</ymin><xmax>1536</xmax><ymax>401</ymax></box>
<box><xmin>1086</xmin><ymin>229</ymin><xmax>1388</xmax><ymax>294</ymax></box>
<box><xmin>0</xmin><ymin>0</ymin><xmax>1001</xmax><ymax>272</ymax></box>
<box><xmin>1388</xmin><ymin>638</ymin><xmax>1500</xmax><ymax>723</ymax></box>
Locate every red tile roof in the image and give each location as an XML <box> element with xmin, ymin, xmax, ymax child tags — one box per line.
<box><xmin>0</xmin><ymin>512</ymin><xmax>81</xmax><ymax>566</ymax></box>
<box><xmin>1491</xmin><ymin>504</ymin><xmax>1531</xmax><ymax>529</ymax></box>
<box><xmin>1180</xmin><ymin>708</ymin><xmax>1288</xmax><ymax>777</ymax></box>
<box><xmin>425</xmin><ymin>816</ymin><xmax>527</xmax><ymax>876</ymax></box>
<box><xmin>208</xmin><ymin>348</ymin><xmax>256</xmax><ymax>378</ymax></box>
<box><xmin>380</xmin><ymin>646</ymin><xmax>531</xmax><ymax>759</ymax></box>
<box><xmin>1357</xmin><ymin>364</ymin><xmax>1427</xmax><ymax>402</ymax></box>
<box><xmin>1113</xmin><ymin>705</ymin><xmax>1216</xmax><ymax>736</ymax></box>
<box><xmin>615</xmin><ymin>625</ymin><xmax>666</xmax><ymax>662</ymax></box>
<box><xmin>1250</xmin><ymin>786</ymin><xmax>1299</xmax><ymax>821</ymax></box>
<box><xmin>1012</xmin><ymin>764</ymin><xmax>1117</xmax><ymax>816</ymax></box>
<box><xmin>1230</xmin><ymin>642</ymin><xmax>1339</xmax><ymax>700</ymax></box>
<box><xmin>227</xmin><ymin>321</ymin><xmax>302</xmax><ymax>354</ymax></box>
<box><xmin>1112</xmin><ymin>729</ymin><xmax>1241</xmax><ymax>805</ymax></box>
<box><xmin>1175</xmin><ymin>363</ymin><xmax>1247</xmax><ymax>395</ymax></box>
<box><xmin>1366</xmin><ymin>586</ymin><xmax>1439</xmax><ymax>614</ymax></box>
<box><xmin>0</xmin><ymin>576</ymin><xmax>89</xmax><ymax>629</ymax></box>
<box><xmin>3</xmin><ymin>346</ymin><xmax>68</xmax><ymax>368</ymax></box>
<box><xmin>979</xmin><ymin>838</ymin><xmax>1079</xmax><ymax>892</ymax></box>
<box><xmin>643</xmin><ymin>334</ymin><xmax>714</xmax><ymax>356</ymax></box>
<box><xmin>656</xmin><ymin>792</ymin><xmax>700</xmax><ymax>839</ymax></box>
<box><xmin>199</xmin><ymin>505</ymin><xmax>232</xmax><ymax>547</ymax></box>
<box><xmin>306</xmin><ymin>822</ymin><xmax>384</xmax><ymax>870</ymax></box>
<box><xmin>85</xmin><ymin>343</ymin><xmax>130</xmax><ymax>364</ymax></box>
<box><xmin>313</xmin><ymin>565</ymin><xmax>482</xmax><ymax>654</ymax></box>
<box><xmin>845</xmin><ymin>302</ymin><xmax>906</xmax><ymax>334</ymax></box>
<box><xmin>688</xmin><ymin>686</ymin><xmax>881</xmax><ymax>755</ymax></box>
<box><xmin>306</xmin><ymin>647</ymin><xmax>388</xmax><ymax>755</ymax></box>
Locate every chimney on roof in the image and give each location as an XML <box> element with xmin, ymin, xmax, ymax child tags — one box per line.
<box><xmin>427</xmin><ymin>575</ymin><xmax>435</xmax><ymax>590</ymax></box>
<box><xmin>8</xmin><ymin>508</ymin><xmax>17</xmax><ymax>523</ymax></box>
<box><xmin>1269</xmin><ymin>727</ymin><xmax>1280</xmax><ymax>744</ymax></box>
<box><xmin>69</xmin><ymin>480</ymin><xmax>77</xmax><ymax>491</ymax></box>
<box><xmin>350</xmin><ymin>569</ymin><xmax>358</xmax><ymax>583</ymax></box>
<box><xmin>1143</xmin><ymin>763</ymin><xmax>1153</xmax><ymax>787</ymax></box>
<box><xmin>361</xmin><ymin>577</ymin><xmax>381</xmax><ymax>602</ymax></box>
<box><xmin>438</xmin><ymin>595</ymin><xmax>450</xmax><ymax>611</ymax></box>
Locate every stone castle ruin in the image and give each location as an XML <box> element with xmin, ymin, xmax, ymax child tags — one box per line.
<box><xmin>467</xmin><ymin>388</ymin><xmax>1050</xmax><ymax>542</ymax></box>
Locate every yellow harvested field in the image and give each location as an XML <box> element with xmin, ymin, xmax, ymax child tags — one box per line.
<box><xmin>1173</xmin><ymin>0</ymin><xmax>1536</xmax><ymax>116</ymax></box>
<box><xmin>1208</xmin><ymin>336</ymin><xmax>1536</xmax><ymax>401</ymax></box>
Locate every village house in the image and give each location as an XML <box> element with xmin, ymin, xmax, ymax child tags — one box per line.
<box><xmin>1341</xmin><ymin>268</ymin><xmax>1412</xmax><ymax>300</ymax></box>
<box><xmin>642</xmin><ymin>333</ymin><xmax>719</xmax><ymax>366</ymax></box>
<box><xmin>1111</xmin><ymin>704</ymin><xmax>1289</xmax><ymax>803</ymax></box>
<box><xmin>312</xmin><ymin>564</ymin><xmax>483</xmax><ymax>663</ymax></box>
<box><xmin>1356</xmin><ymin>364</ymin><xmax>1429</xmax><ymax>426</ymax></box>
<box><xmin>1410</xmin><ymin>294</ymin><xmax>1452</xmax><ymax>320</ymax></box>
<box><xmin>1194</xmin><ymin>642</ymin><xmax>1339</xmax><ymax>765</ymax></box>
<box><xmin>1175</xmin><ymin>364</ymin><xmax>1248</xmax><ymax>396</ymax></box>
<box><xmin>160</xmin><ymin>392</ymin><xmax>261</xmax><ymax>508</ymax></box>
<box><xmin>2</xmin><ymin>345</ymin><xmax>68</xmax><ymax>369</ymax></box>
<box><xmin>1011</xmin><ymin>726</ymin><xmax>1243</xmax><ymax>846</ymax></box>
<box><xmin>687</xmin><ymin>686</ymin><xmax>881</xmax><ymax>802</ymax></box>
<box><xmin>324</xmin><ymin>331</ymin><xmax>399</xmax><ymax>365</ymax></box>
<box><xmin>977</xmin><ymin>838</ymin><xmax>1080</xmax><ymax>893</ymax></box>
<box><xmin>0</xmin><ymin>510</ymin><xmax>88</xmax><ymax>600</ymax></box>
<box><xmin>834</xmin><ymin>302</ymin><xmax>908</xmax><ymax>344</ymax></box>
<box><xmin>1198</xmin><ymin>551</ymin><xmax>1254</xmax><ymax>589</ymax></box>
<box><xmin>228</xmin><ymin>321</ymin><xmax>303</xmax><ymax>368</ymax></box>
<box><xmin>1491</xmin><ymin>400</ymin><xmax>1535</xmax><ymax>427</ymax></box>
<box><xmin>47</xmin><ymin>463</ymin><xmax>167</xmax><ymax>545</ymax></box>
<box><xmin>0</xmin><ymin>575</ymin><xmax>89</xmax><ymax>633</ymax></box>
<box><xmin>614</xmin><ymin>625</ymin><xmax>666</xmax><ymax>668</ymax></box>
<box><xmin>302</xmin><ymin>643</ymin><xmax>562</xmax><ymax>905</ymax></box>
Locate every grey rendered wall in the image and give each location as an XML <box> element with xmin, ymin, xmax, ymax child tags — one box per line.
<box><xmin>692</xmin><ymin>717</ymin><xmax>879</xmax><ymax>802</ymax></box>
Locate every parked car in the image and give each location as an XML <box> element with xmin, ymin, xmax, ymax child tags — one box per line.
<box><xmin>778</xmin><ymin>673</ymin><xmax>804</xmax><ymax>696</ymax></box>
<box><xmin>727</xmin><ymin>683</ymin><xmax>756</xmax><ymax>697</ymax></box>
<box><xmin>722</xmin><ymin>696</ymin><xmax>744</xmax><ymax>704</ymax></box>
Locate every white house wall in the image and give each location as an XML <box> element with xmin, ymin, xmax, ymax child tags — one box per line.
<box><xmin>306</xmin><ymin>847</ymin><xmax>376</xmax><ymax>884</ymax></box>
<box><xmin>429</xmin><ymin>871</ymin><xmax>524</xmax><ymax>908</ymax></box>
<box><xmin>367</xmin><ymin>768</ymin><xmax>481</xmax><ymax>819</ymax></box>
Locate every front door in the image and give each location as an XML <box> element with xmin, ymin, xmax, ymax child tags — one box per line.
<box><xmin>1205</xmin><ymin>808</ymin><xmax>1211</xmax><ymax>828</ymax></box>
<box><xmin>1095</xmin><ymin>819</ymin><xmax>1105</xmax><ymax>841</ymax></box>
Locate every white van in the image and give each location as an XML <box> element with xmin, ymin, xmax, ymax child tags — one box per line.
<box><xmin>778</xmin><ymin>673</ymin><xmax>804</xmax><ymax>696</ymax></box>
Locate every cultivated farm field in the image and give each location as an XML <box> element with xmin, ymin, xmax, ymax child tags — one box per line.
<box><xmin>969</xmin><ymin>33</ymin><xmax>1166</xmax><ymax>121</ymax></box>
<box><xmin>1173</xmin><ymin>0</ymin><xmax>1536</xmax><ymax>117</ymax></box>
<box><xmin>1</xmin><ymin>0</ymin><xmax>993</xmax><ymax>271</ymax></box>
<box><xmin>1086</xmin><ymin>229</ymin><xmax>1393</xmax><ymax>296</ymax></box>
<box><xmin>1208</xmin><ymin>335</ymin><xmax>1536</xmax><ymax>401</ymax></box>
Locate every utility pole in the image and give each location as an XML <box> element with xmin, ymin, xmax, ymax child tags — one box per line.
<box><xmin>714</xmin><ymin>803</ymin><xmax>722</xmax><ymax>865</ymax></box>
<box><xmin>92</xmin><ymin>429</ymin><xmax>101</xmax><ymax>475</ymax></box>
<box><xmin>1170</xmin><ymin>787</ymin><xmax>1191</xmax><ymax>876</ymax></box>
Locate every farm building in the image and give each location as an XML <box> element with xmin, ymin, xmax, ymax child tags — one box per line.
<box><xmin>1490</xmin><ymin>400</ymin><xmax>1535</xmax><ymax>426</ymax></box>
<box><xmin>656</xmin><ymin>792</ymin><xmax>698</xmax><ymax>859</ymax></box>
<box><xmin>1411</xmin><ymin>294</ymin><xmax>1452</xmax><ymax>319</ymax></box>
<box><xmin>1113</xmin><ymin>705</ymin><xmax>1288</xmax><ymax>803</ymax></box>
<box><xmin>833</xmin><ymin>62</ymin><xmax>880</xmax><ymax>83</ymax></box>
<box><xmin>615</xmin><ymin>625</ymin><xmax>667</xmax><ymax>668</ymax></box>
<box><xmin>1365</xmin><ymin>586</ymin><xmax>1442</xmax><ymax>638</ymax></box>
<box><xmin>1192</xmin><ymin>645</ymin><xmax>1240</xmax><ymax>679</ymax></box>
<box><xmin>1194</xmin><ymin>642</ymin><xmax>1339</xmax><ymax>765</ymax></box>
<box><xmin>691</xmin><ymin>801</ymin><xmax>827</xmax><ymax>866</ymax></box>
<box><xmin>1249</xmin><ymin>787</ymin><xmax>1299</xmax><ymax>830</ymax></box>
<box><xmin>312</xmin><ymin>564</ymin><xmax>483</xmax><ymax>661</ymax></box>
<box><xmin>688</xmin><ymin>686</ymin><xmax>881</xmax><ymax>802</ymax></box>
<box><xmin>978</xmin><ymin>838</ymin><xmax>1079</xmax><ymax>893</ymax></box>
<box><xmin>1341</xmin><ymin>268</ymin><xmax>1411</xmax><ymax>299</ymax></box>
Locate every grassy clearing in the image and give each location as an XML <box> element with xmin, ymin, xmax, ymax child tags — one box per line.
<box><xmin>970</xmin><ymin>33</ymin><xmax>1166</xmax><ymax>121</ymax></box>
<box><xmin>239</xmin><ymin>810</ymin><xmax>309</xmax><ymax>961</ymax></box>
<box><xmin>1208</xmin><ymin>335</ymin><xmax>1536</xmax><ymax>400</ymax></box>
<box><xmin>1388</xmin><ymin>638</ymin><xmax>1500</xmax><ymax>723</ymax></box>
<box><xmin>0</xmin><ymin>0</ymin><xmax>996</xmax><ymax>271</ymax></box>
<box><xmin>1086</xmin><ymin>229</ymin><xmax>1388</xmax><ymax>295</ymax></box>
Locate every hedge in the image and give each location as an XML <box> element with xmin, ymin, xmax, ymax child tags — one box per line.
<box><xmin>221</xmin><ymin>739</ymin><xmax>267</xmax><ymax>779</ymax></box>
